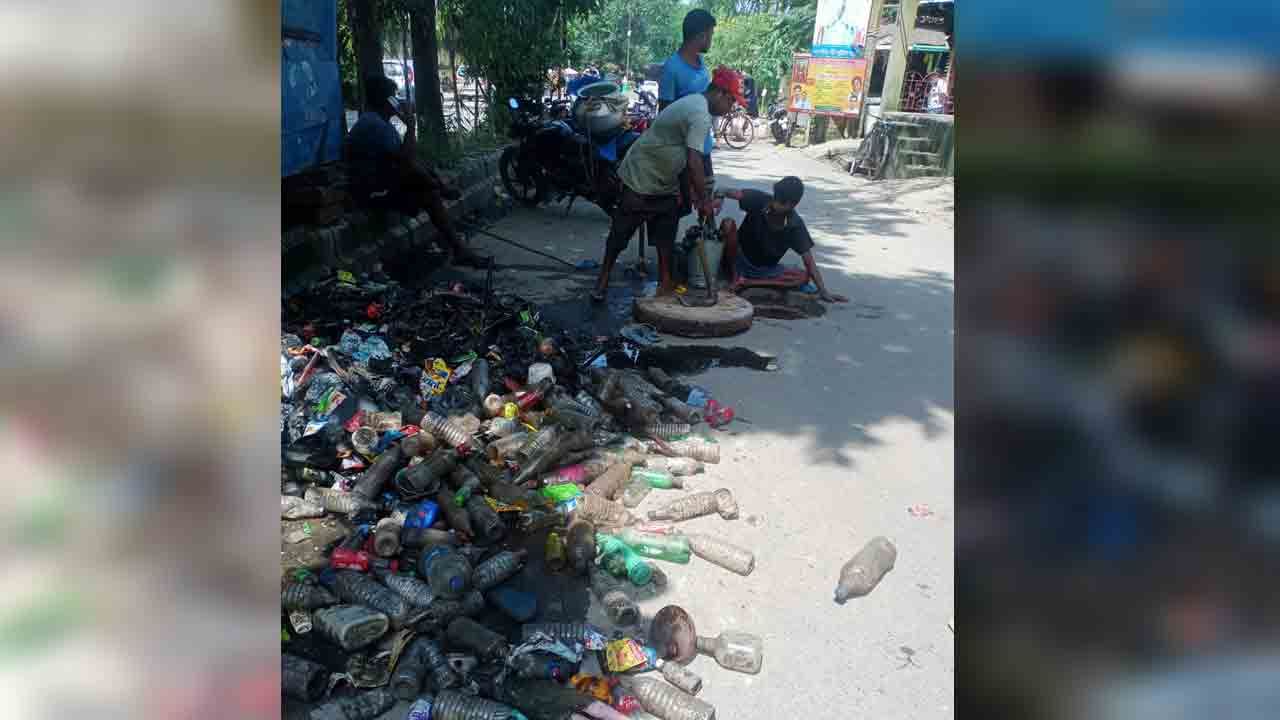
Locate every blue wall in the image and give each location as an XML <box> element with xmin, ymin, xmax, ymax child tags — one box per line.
<box><xmin>282</xmin><ymin>0</ymin><xmax>343</xmax><ymax>177</ymax></box>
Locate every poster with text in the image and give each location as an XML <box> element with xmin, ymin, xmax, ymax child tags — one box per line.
<box><xmin>812</xmin><ymin>0</ymin><xmax>871</xmax><ymax>59</ymax></box>
<box><xmin>788</xmin><ymin>55</ymin><xmax>866</xmax><ymax>116</ymax></box>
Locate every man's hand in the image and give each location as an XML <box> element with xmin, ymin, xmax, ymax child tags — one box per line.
<box><xmin>820</xmin><ymin>292</ymin><xmax>849</xmax><ymax>303</ymax></box>
<box><xmin>697</xmin><ymin>198</ymin><xmax>716</xmax><ymax>220</ymax></box>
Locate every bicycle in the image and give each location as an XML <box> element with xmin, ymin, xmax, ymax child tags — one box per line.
<box><xmin>715</xmin><ymin>106</ymin><xmax>755</xmax><ymax>150</ymax></box>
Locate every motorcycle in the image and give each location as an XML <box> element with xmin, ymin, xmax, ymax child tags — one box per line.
<box><xmin>767</xmin><ymin>102</ymin><xmax>791</xmax><ymax>145</ymax></box>
<box><xmin>626</xmin><ymin>90</ymin><xmax>658</xmax><ymax>133</ymax></box>
<box><xmin>499</xmin><ymin>95</ymin><xmax>641</xmax><ymax>216</ymax></box>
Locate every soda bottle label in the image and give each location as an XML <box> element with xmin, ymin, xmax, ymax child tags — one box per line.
<box><xmin>288</xmin><ymin>609</ymin><xmax>313</xmax><ymax>634</ymax></box>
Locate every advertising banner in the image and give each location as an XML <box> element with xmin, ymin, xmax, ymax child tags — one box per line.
<box><xmin>812</xmin><ymin>0</ymin><xmax>872</xmax><ymax>59</ymax></box>
<box><xmin>787</xmin><ymin>54</ymin><xmax>867</xmax><ymax>117</ymax></box>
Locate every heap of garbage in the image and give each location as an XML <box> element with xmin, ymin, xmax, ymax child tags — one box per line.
<box><xmin>281</xmin><ymin>272</ymin><xmax>798</xmax><ymax>720</ymax></box>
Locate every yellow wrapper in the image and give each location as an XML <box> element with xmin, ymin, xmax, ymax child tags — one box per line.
<box><xmin>605</xmin><ymin>638</ymin><xmax>647</xmax><ymax>672</ymax></box>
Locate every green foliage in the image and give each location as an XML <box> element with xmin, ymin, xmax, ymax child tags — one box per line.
<box><xmin>567</xmin><ymin>0</ymin><xmax>684</xmax><ymax>75</ymax></box>
<box><xmin>337</xmin><ymin>0</ymin><xmax>360</xmax><ymax>107</ymax></box>
<box><xmin>703</xmin><ymin>0</ymin><xmax>815</xmax><ymax>97</ymax></box>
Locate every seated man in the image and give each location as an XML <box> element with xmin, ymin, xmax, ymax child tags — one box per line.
<box><xmin>345</xmin><ymin>75</ymin><xmax>489</xmax><ymax>267</ymax></box>
<box><xmin>716</xmin><ymin>176</ymin><xmax>848</xmax><ymax>303</ymax></box>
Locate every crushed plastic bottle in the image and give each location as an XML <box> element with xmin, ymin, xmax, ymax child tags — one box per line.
<box><xmin>519</xmin><ymin>622</ymin><xmax>606</xmax><ymax>648</ymax></box>
<box><xmin>487</xmin><ymin>432</ymin><xmax>530</xmax><ymax>463</ymax></box>
<box><xmin>282</xmin><ymin>495</ymin><xmax>325</xmax><ymax>519</ymax></box>
<box><xmin>620</xmin><ymin>478</ymin><xmax>652</xmax><ymax>508</ymax></box>
<box><xmin>655</xmin><ymin>657</ymin><xmax>704</xmax><ymax>695</ymax></box>
<box><xmin>684</xmin><ymin>533</ymin><xmax>756</xmax><ymax>576</ymax></box>
<box><xmin>659</xmin><ymin>396</ymin><xmax>704</xmax><ymax>424</ymax></box>
<box><xmin>642</xmin><ymin>456</ymin><xmax>703</xmax><ymax>476</ymax></box>
<box><xmin>419</xmin><ymin>545</ymin><xmax>473</xmax><ymax>599</ymax></box>
<box><xmin>399</xmin><ymin>449</ymin><xmax>460</xmax><ymax>498</ymax></box>
<box><xmin>589</xmin><ymin>566</ymin><xmax>640</xmax><ymax>626</ymax></box>
<box><xmin>646</xmin><ymin>489</ymin><xmax>738</xmax><ymax>522</ymax></box>
<box><xmin>661</xmin><ymin>437</ymin><xmax>720</xmax><ymax>464</ymax></box>
<box><xmin>584</xmin><ymin>461</ymin><xmax>633</xmax><ymax>500</ymax></box>
<box><xmin>418</xmin><ymin>635</ymin><xmax>460</xmax><ymax>690</ymax></box>
<box><xmin>572</xmin><ymin>493</ymin><xmax>636</xmax><ymax>528</ymax></box>
<box><xmin>446</xmin><ymin>617</ymin><xmax>509</xmax><ymax>661</ymax></box>
<box><xmin>423</xmin><ymin>411</ymin><xmax>472</xmax><ymax>449</ymax></box>
<box><xmin>631</xmin><ymin>467</ymin><xmax>683</xmax><ymax>489</ymax></box>
<box><xmin>834</xmin><ymin>536</ymin><xmax>897</xmax><ymax>603</ymax></box>
<box><xmin>617</xmin><ymin>528</ymin><xmax>691</xmax><ymax>564</ymax></box>
<box><xmin>432</xmin><ymin>689</ymin><xmax>521</xmax><ymax>720</ymax></box>
<box><xmin>565</xmin><ymin>519</ymin><xmax>596</xmax><ymax>575</ymax></box>
<box><xmin>393</xmin><ymin>638</ymin><xmax>430</xmax><ymax>700</ymax></box>
<box><xmin>619</xmin><ymin>676</ymin><xmax>715</xmax><ymax>720</ymax></box>
<box><xmin>472</xmin><ymin>549</ymin><xmax>528</xmax><ymax>591</ymax></box>
<box><xmin>282</xmin><ymin>652</ymin><xmax>328</xmax><ymax>701</ymax></box>
<box><xmin>353</xmin><ymin>444</ymin><xmax>408</xmax><ymax>499</ymax></box>
<box><xmin>696</xmin><ymin>629</ymin><xmax>764</xmax><ymax>674</ymax></box>
<box><xmin>312</xmin><ymin>604</ymin><xmax>389</xmax><ymax>651</ymax></box>
<box><xmin>333</xmin><ymin>570</ymin><xmax>411</xmax><ymax>627</ymax></box>
<box><xmin>308</xmin><ymin>688</ymin><xmax>397</xmax><ymax>720</ymax></box>
<box><xmin>305</xmin><ymin>486</ymin><xmax>377</xmax><ymax>515</ymax></box>
<box><xmin>596</xmin><ymin>534</ymin><xmax>653</xmax><ymax>585</ymax></box>
<box><xmin>645</xmin><ymin>422</ymin><xmax>692</xmax><ymax>440</ymax></box>
<box><xmin>382</xmin><ymin>572</ymin><xmax>436</xmax><ymax>607</ymax></box>
<box><xmin>466</xmin><ymin>494</ymin><xmax>507</xmax><ymax>545</ymax></box>
<box><xmin>281</xmin><ymin>582</ymin><xmax>339</xmax><ymax>611</ymax></box>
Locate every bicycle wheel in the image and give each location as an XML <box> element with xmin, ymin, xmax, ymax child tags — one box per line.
<box><xmin>722</xmin><ymin>112</ymin><xmax>754</xmax><ymax>150</ymax></box>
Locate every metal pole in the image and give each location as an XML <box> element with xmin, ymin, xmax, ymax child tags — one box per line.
<box><xmin>625</xmin><ymin>13</ymin><xmax>632</xmax><ymax>84</ymax></box>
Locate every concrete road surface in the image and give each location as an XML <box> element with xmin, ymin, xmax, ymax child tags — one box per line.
<box><xmin>445</xmin><ymin>138</ymin><xmax>955</xmax><ymax>718</ymax></box>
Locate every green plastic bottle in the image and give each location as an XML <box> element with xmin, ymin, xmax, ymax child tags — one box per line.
<box><xmin>630</xmin><ymin>468</ymin><xmax>684</xmax><ymax>490</ymax></box>
<box><xmin>596</xmin><ymin>533</ymin><xmax>653</xmax><ymax>585</ymax></box>
<box><xmin>618</xmin><ymin>528</ymin><xmax>691</xmax><ymax>564</ymax></box>
<box><xmin>541</xmin><ymin>483</ymin><xmax>583</xmax><ymax>504</ymax></box>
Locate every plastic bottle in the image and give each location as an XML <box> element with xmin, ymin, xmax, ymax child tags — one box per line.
<box><xmin>519</xmin><ymin>622</ymin><xmax>605</xmax><ymax>646</ymax></box>
<box><xmin>282</xmin><ymin>582</ymin><xmax>339</xmax><ymax>610</ymax></box>
<box><xmin>573</xmin><ymin>493</ymin><xmax>636</xmax><ymax>528</ymax></box>
<box><xmin>620</xmin><ymin>478</ymin><xmax>652</xmax><ymax>508</ymax></box>
<box><xmin>392</xmin><ymin>638</ymin><xmax>430</xmax><ymax>700</ymax></box>
<box><xmin>399</xmin><ymin>449</ymin><xmax>459</xmax><ymax>498</ymax></box>
<box><xmin>308</xmin><ymin>688</ymin><xmax>397</xmax><ymax>720</ymax></box>
<box><xmin>282</xmin><ymin>652</ymin><xmax>328</xmax><ymax>701</ymax></box>
<box><xmin>516</xmin><ymin>377</ymin><xmax>554</xmax><ymax>411</ymax></box>
<box><xmin>645</xmin><ymin>423</ymin><xmax>692</xmax><ymax>440</ymax></box>
<box><xmin>418</xmin><ymin>636</ymin><xmax>460</xmax><ymax>690</ymax></box>
<box><xmin>646</xmin><ymin>489</ymin><xmax>738</xmax><ymax>522</ymax></box>
<box><xmin>407</xmin><ymin>697</ymin><xmax>435</xmax><ymax>720</ymax></box>
<box><xmin>641</xmin><ymin>456</ymin><xmax>704</xmax><ymax>476</ymax></box>
<box><xmin>281</xmin><ymin>495</ymin><xmax>325</xmax><ymax>519</ymax></box>
<box><xmin>541</xmin><ymin>463</ymin><xmax>588</xmax><ymax>486</ymax></box>
<box><xmin>419</xmin><ymin>546</ymin><xmax>473</xmax><ymax>599</ymax></box>
<box><xmin>661</xmin><ymin>438</ymin><xmax>720</xmax><ymax>464</ymax></box>
<box><xmin>486</xmin><ymin>432</ymin><xmax>530</xmax><ymax>463</ymax></box>
<box><xmin>565</xmin><ymin>519</ymin><xmax>597</xmax><ymax>575</ymax></box>
<box><xmin>659</xmin><ymin>396</ymin><xmax>704</xmax><ymax>424</ymax></box>
<box><xmin>484</xmin><ymin>393</ymin><xmax>506</xmax><ymax>418</ymax></box>
<box><xmin>582</xmin><ymin>701</ymin><xmax>631</xmax><ymax>720</ymax></box>
<box><xmin>352</xmin><ymin>444</ymin><xmax>408</xmax><ymax>499</ymax></box>
<box><xmin>834</xmin><ymin>536</ymin><xmax>897</xmax><ymax>603</ymax></box>
<box><xmin>509</xmin><ymin>650</ymin><xmax>576</xmax><ymax>682</ymax></box>
<box><xmin>401</xmin><ymin>527</ymin><xmax>458</xmax><ymax>549</ymax></box>
<box><xmin>696</xmin><ymin>630</ymin><xmax>764</xmax><ymax>674</ymax></box>
<box><xmin>655</xmin><ymin>657</ymin><xmax>704</xmax><ymax>696</ymax></box>
<box><xmin>487</xmin><ymin>416</ymin><xmax>521</xmax><ymax>438</ymax></box>
<box><xmin>306</xmin><ymin>486</ymin><xmax>376</xmax><ymax>515</ymax></box>
<box><xmin>383</xmin><ymin>572</ymin><xmax>436</xmax><ymax>607</ymax></box>
<box><xmin>446</xmin><ymin>617</ymin><xmax>509</xmax><ymax>661</ymax></box>
<box><xmin>373</xmin><ymin>517</ymin><xmax>402</xmax><ymax>557</ymax></box>
<box><xmin>423</xmin><ymin>411</ymin><xmax>472</xmax><ymax>449</ymax></box>
<box><xmin>618</xmin><ymin>528</ymin><xmax>691</xmax><ymax>564</ymax></box>
<box><xmin>466</xmin><ymin>494</ymin><xmax>507</xmax><ymax>545</ymax></box>
<box><xmin>513</xmin><ymin>425</ymin><xmax>559</xmax><ymax>466</ymax></box>
<box><xmin>588</xmin><ymin>566</ymin><xmax>640</xmax><ymax>626</ymax></box>
<box><xmin>452</xmin><ymin>466</ymin><xmax>483</xmax><ymax>507</ymax></box>
<box><xmin>684</xmin><ymin>533</ymin><xmax>756</xmax><ymax>576</ymax></box>
<box><xmin>486</xmin><ymin>586</ymin><xmax>538</xmax><ymax>622</ymax></box>
<box><xmin>631</xmin><ymin>467</ymin><xmax>684</xmax><ymax>489</ymax></box>
<box><xmin>432</xmin><ymin>690</ymin><xmax>521</xmax><ymax>720</ymax></box>
<box><xmin>472</xmin><ymin>549</ymin><xmax>528</xmax><ymax>591</ymax></box>
<box><xmin>574</xmin><ymin>389</ymin><xmax>606</xmax><ymax>417</ymax></box>
<box><xmin>312</xmin><ymin>604</ymin><xmax>389</xmax><ymax>651</ymax></box>
<box><xmin>619</xmin><ymin>676</ymin><xmax>715</xmax><ymax>720</ymax></box>
<box><xmin>437</xmin><ymin>488</ymin><xmax>474</xmax><ymax>539</ymax></box>
<box><xmin>595</xmin><ymin>534</ymin><xmax>653</xmax><ymax>585</ymax></box>
<box><xmin>545</xmin><ymin>531</ymin><xmax>567</xmax><ymax>571</ymax></box>
<box><xmin>403</xmin><ymin>499</ymin><xmax>442</xmax><ymax>529</ymax></box>
<box><xmin>333</xmin><ymin>570</ymin><xmax>411</xmax><ymax>628</ymax></box>
<box><xmin>584</xmin><ymin>461</ymin><xmax>633</xmax><ymax>500</ymax></box>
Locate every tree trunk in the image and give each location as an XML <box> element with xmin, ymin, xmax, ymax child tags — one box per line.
<box><xmin>410</xmin><ymin>1</ymin><xmax>447</xmax><ymax>148</ymax></box>
<box><xmin>349</xmin><ymin>0</ymin><xmax>385</xmax><ymax>111</ymax></box>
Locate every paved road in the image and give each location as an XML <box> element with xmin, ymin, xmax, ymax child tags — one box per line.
<box><xmin>459</xmin><ymin>139</ymin><xmax>955</xmax><ymax>718</ymax></box>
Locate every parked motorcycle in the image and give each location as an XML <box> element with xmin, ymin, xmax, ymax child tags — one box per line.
<box><xmin>499</xmin><ymin>95</ymin><xmax>641</xmax><ymax>216</ymax></box>
<box><xmin>767</xmin><ymin>102</ymin><xmax>791</xmax><ymax>145</ymax></box>
<box><xmin>627</xmin><ymin>90</ymin><xmax>658</xmax><ymax>133</ymax></box>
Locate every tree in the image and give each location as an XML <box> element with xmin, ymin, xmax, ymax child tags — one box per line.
<box><xmin>347</xmin><ymin>0</ymin><xmax>386</xmax><ymax>110</ymax></box>
<box><xmin>409</xmin><ymin>2</ymin><xmax>447</xmax><ymax>147</ymax></box>
<box><xmin>702</xmin><ymin>1</ymin><xmax>815</xmax><ymax>98</ymax></box>
<box><xmin>567</xmin><ymin>0</ymin><xmax>683</xmax><ymax>77</ymax></box>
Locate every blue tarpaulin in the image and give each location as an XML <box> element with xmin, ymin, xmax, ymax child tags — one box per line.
<box><xmin>282</xmin><ymin>0</ymin><xmax>343</xmax><ymax>177</ymax></box>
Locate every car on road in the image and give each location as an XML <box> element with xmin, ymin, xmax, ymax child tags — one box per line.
<box><xmin>382</xmin><ymin>59</ymin><xmax>414</xmax><ymax>103</ymax></box>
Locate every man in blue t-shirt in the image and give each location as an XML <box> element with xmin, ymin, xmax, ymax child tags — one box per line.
<box><xmin>659</xmin><ymin>9</ymin><xmax>717</xmax><ymax>205</ymax></box>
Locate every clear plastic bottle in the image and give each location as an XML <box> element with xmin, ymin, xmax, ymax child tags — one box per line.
<box><xmin>620</xmin><ymin>676</ymin><xmax>715</xmax><ymax>720</ymax></box>
<box><xmin>487</xmin><ymin>416</ymin><xmax>521</xmax><ymax>438</ymax></box>
<box><xmin>596</xmin><ymin>534</ymin><xmax>653</xmax><ymax>585</ymax></box>
<box><xmin>585</xmin><ymin>462</ymin><xmax>633</xmax><ymax>500</ymax></box>
<box><xmin>281</xmin><ymin>495</ymin><xmax>325</xmax><ymax>519</ymax></box>
<box><xmin>684</xmin><ymin>533</ymin><xmax>756</xmax><ymax>576</ymax></box>
<box><xmin>382</xmin><ymin>573</ymin><xmax>436</xmax><ymax>608</ymax></box>
<box><xmin>399</xmin><ymin>449</ymin><xmax>459</xmax><ymax>497</ymax></box>
<box><xmin>431</xmin><ymin>689</ymin><xmax>520</xmax><ymax>720</ymax></box>
<box><xmin>565</xmin><ymin>519</ymin><xmax>597</xmax><ymax>575</ymax></box>
<box><xmin>588</xmin><ymin>566</ymin><xmax>640</xmax><ymax>626</ymax></box>
<box><xmin>618</xmin><ymin>528</ymin><xmax>691</xmax><ymax>564</ymax></box>
<box><xmin>655</xmin><ymin>657</ymin><xmax>704</xmax><ymax>696</ymax></box>
<box><xmin>406</xmin><ymin>696</ymin><xmax>435</xmax><ymax>720</ymax></box>
<box><xmin>373</xmin><ymin>517</ymin><xmax>402</xmax><ymax>557</ymax></box>
<box><xmin>418</xmin><ymin>546</ymin><xmax>473</xmax><ymax>599</ymax></box>
<box><xmin>451</xmin><ymin>466</ymin><xmax>483</xmax><ymax>507</ymax></box>
<box><xmin>472</xmin><ymin>549</ymin><xmax>528</xmax><ymax>591</ymax></box>
<box><xmin>311</xmin><ymin>604</ymin><xmax>389</xmax><ymax>651</ymax></box>
<box><xmin>573</xmin><ymin>493</ymin><xmax>636</xmax><ymax>527</ymax></box>
<box><xmin>308</xmin><ymin>688</ymin><xmax>397</xmax><ymax>720</ymax></box>
<box><xmin>661</xmin><ymin>438</ymin><xmax>720</xmax><ymax>464</ymax></box>
<box><xmin>631</xmin><ymin>467</ymin><xmax>684</xmax><ymax>489</ymax></box>
<box><xmin>417</xmin><ymin>636</ymin><xmax>460</xmax><ymax>690</ymax></box>
<box><xmin>352</xmin><ymin>444</ymin><xmax>408</xmax><ymax>499</ymax></box>
<box><xmin>519</xmin><ymin>622</ymin><xmax>605</xmax><ymax>646</ymax></box>
<box><xmin>436</xmin><ymin>488</ymin><xmax>474</xmax><ymax>539</ymax></box>
<box><xmin>281</xmin><ymin>582</ymin><xmax>338</xmax><ymax>610</ymax></box>
<box><xmin>282</xmin><ymin>652</ymin><xmax>328</xmax><ymax>701</ymax></box>
<box><xmin>646</xmin><ymin>489</ymin><xmax>737</xmax><ymax>522</ymax></box>
<box><xmin>620</xmin><ymin>478</ymin><xmax>652</xmax><ymax>508</ymax></box>
<box><xmin>696</xmin><ymin>630</ymin><xmax>764</xmax><ymax>674</ymax></box>
<box><xmin>646</xmin><ymin>422</ymin><xmax>692</xmax><ymax>440</ymax></box>
<box><xmin>306</xmin><ymin>486</ymin><xmax>376</xmax><ymax>514</ymax></box>
<box><xmin>392</xmin><ymin>638</ymin><xmax>429</xmax><ymax>700</ymax></box>
<box><xmin>834</xmin><ymin>536</ymin><xmax>897</xmax><ymax>603</ymax></box>
<box><xmin>446</xmin><ymin>616</ymin><xmax>509</xmax><ymax>661</ymax></box>
<box><xmin>423</xmin><ymin>411</ymin><xmax>472</xmax><ymax>448</ymax></box>
<box><xmin>400</xmin><ymin>527</ymin><xmax>459</xmax><ymax>549</ymax></box>
<box><xmin>466</xmin><ymin>494</ymin><xmax>507</xmax><ymax>545</ymax></box>
<box><xmin>486</xmin><ymin>432</ymin><xmax>530</xmax><ymax>463</ymax></box>
<box><xmin>424</xmin><ymin>591</ymin><xmax>486</xmax><ymax>628</ymax></box>
<box><xmin>514</xmin><ymin>425</ymin><xmax>560</xmax><ymax>466</ymax></box>
<box><xmin>333</xmin><ymin>570</ymin><xmax>410</xmax><ymax>628</ymax></box>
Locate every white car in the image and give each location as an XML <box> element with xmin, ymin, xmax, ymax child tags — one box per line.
<box><xmin>382</xmin><ymin>59</ymin><xmax>414</xmax><ymax>102</ymax></box>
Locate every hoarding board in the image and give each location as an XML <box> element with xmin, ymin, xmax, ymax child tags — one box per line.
<box><xmin>787</xmin><ymin>54</ymin><xmax>867</xmax><ymax>117</ymax></box>
<box><xmin>812</xmin><ymin>0</ymin><xmax>872</xmax><ymax>59</ymax></box>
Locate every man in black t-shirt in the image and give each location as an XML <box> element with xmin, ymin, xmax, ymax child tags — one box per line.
<box><xmin>717</xmin><ymin>176</ymin><xmax>848</xmax><ymax>303</ymax></box>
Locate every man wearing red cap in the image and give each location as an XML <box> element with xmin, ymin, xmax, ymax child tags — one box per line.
<box><xmin>591</xmin><ymin>66</ymin><xmax>744</xmax><ymax>301</ymax></box>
